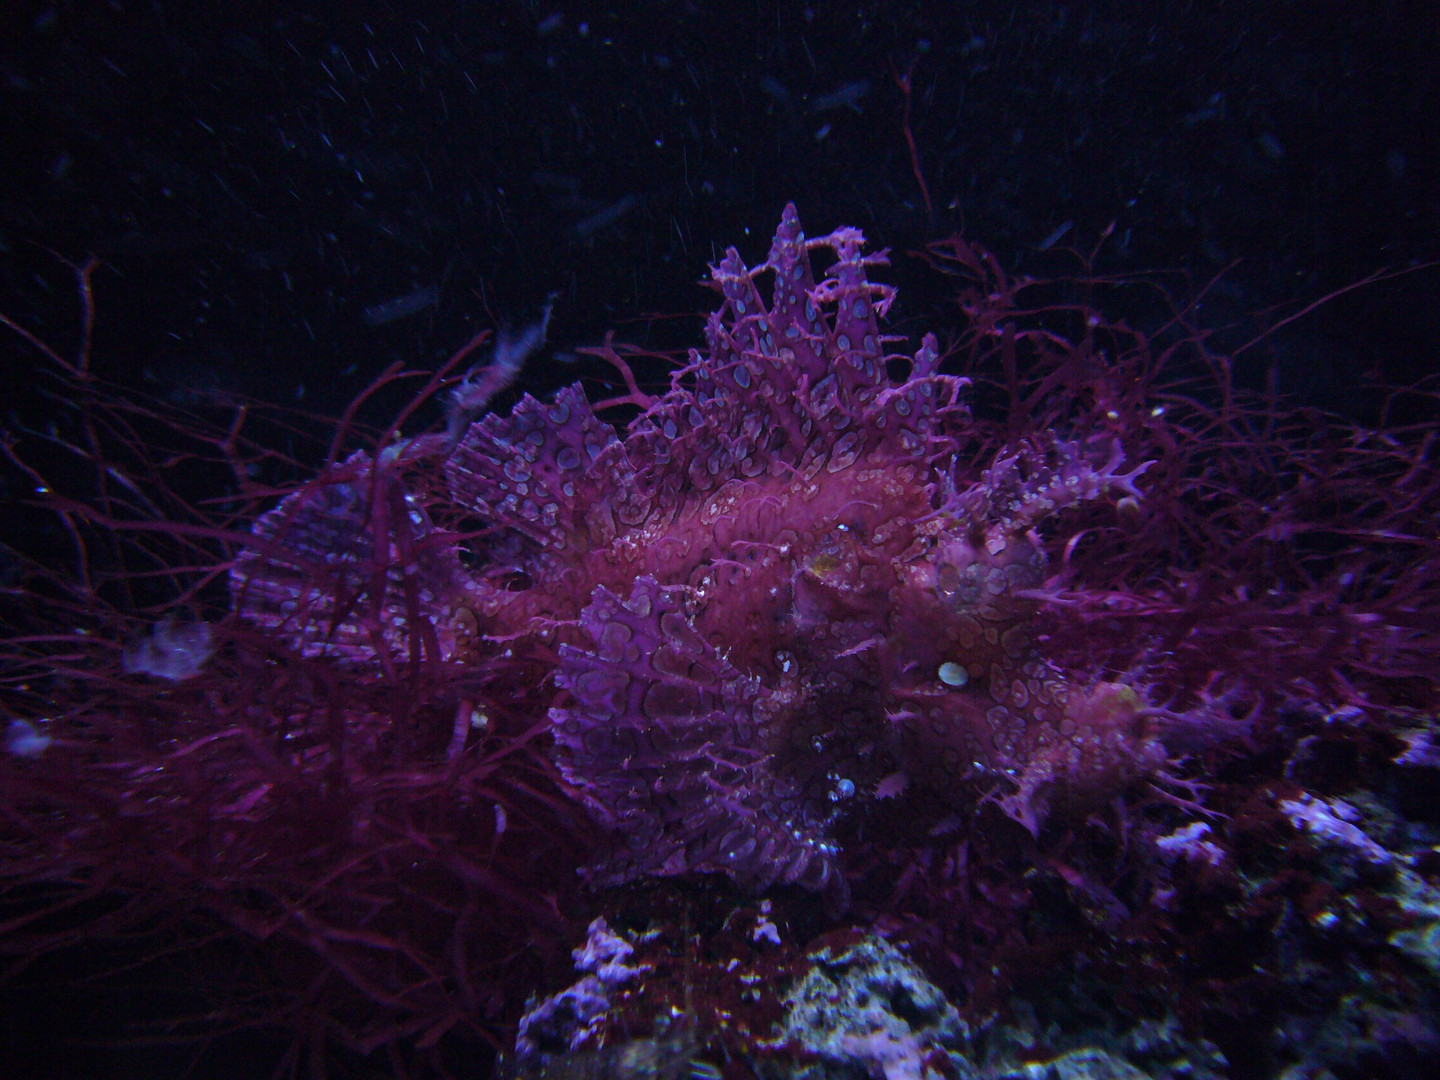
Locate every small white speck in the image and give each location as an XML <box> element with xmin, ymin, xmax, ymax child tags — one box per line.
<box><xmin>6</xmin><ymin>719</ymin><xmax>51</xmax><ymax>759</ymax></box>
<box><xmin>938</xmin><ymin>661</ymin><xmax>968</xmax><ymax>687</ymax></box>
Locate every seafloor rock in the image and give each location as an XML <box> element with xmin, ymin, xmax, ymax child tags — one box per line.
<box><xmin>506</xmin><ymin>919</ymin><xmax>1231</xmax><ymax>1080</ymax></box>
<box><xmin>986</xmin><ymin>1049</ymin><xmax>1149</xmax><ymax>1080</ymax></box>
<box><xmin>765</xmin><ymin>935</ymin><xmax>971</xmax><ymax>1080</ymax></box>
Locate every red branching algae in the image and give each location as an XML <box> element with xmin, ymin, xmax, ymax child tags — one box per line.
<box><xmin>4</xmin><ymin>211</ymin><xmax>1439</xmax><ymax>1072</ymax></box>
